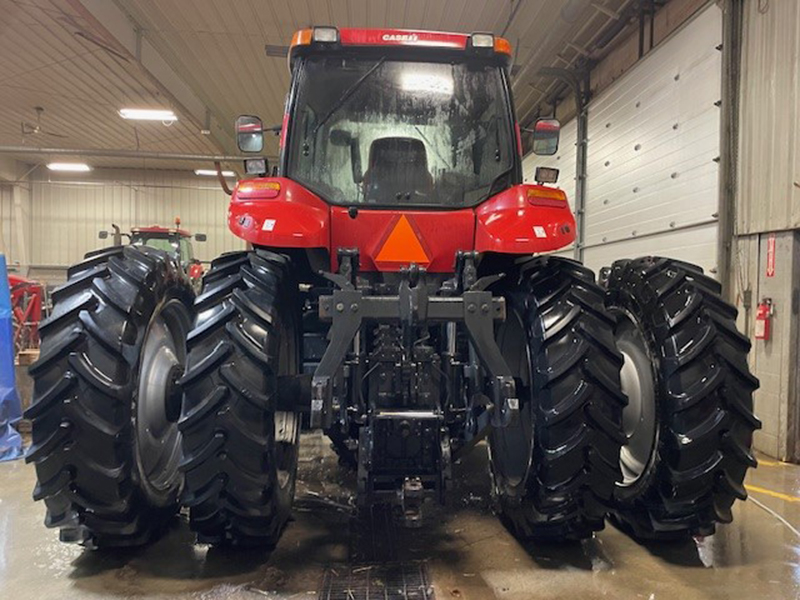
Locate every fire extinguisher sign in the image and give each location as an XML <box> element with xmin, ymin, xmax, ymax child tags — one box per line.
<box><xmin>766</xmin><ymin>234</ymin><xmax>776</xmax><ymax>278</ymax></box>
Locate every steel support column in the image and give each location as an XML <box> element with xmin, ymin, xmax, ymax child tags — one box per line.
<box><xmin>538</xmin><ymin>67</ymin><xmax>590</xmax><ymax>262</ymax></box>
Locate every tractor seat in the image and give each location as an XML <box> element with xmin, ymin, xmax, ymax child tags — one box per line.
<box><xmin>363</xmin><ymin>137</ymin><xmax>433</xmax><ymax>203</ymax></box>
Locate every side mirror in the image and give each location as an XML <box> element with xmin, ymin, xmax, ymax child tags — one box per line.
<box><xmin>236</xmin><ymin>115</ymin><xmax>264</xmax><ymax>153</ymax></box>
<box><xmin>194</xmin><ymin>233</ymin><xmax>207</xmax><ymax>242</ymax></box>
<box><xmin>531</xmin><ymin>118</ymin><xmax>560</xmax><ymax>156</ymax></box>
<box><xmin>98</xmin><ymin>230</ymin><xmax>109</xmax><ymax>240</ymax></box>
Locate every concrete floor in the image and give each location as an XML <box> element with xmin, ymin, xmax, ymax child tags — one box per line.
<box><xmin>1</xmin><ymin>434</ymin><xmax>799</xmax><ymax>600</ymax></box>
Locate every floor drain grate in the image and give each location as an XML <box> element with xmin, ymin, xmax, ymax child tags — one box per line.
<box><xmin>319</xmin><ymin>562</ymin><xmax>434</xmax><ymax>600</ymax></box>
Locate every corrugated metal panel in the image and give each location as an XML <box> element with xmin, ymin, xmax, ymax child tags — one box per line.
<box><xmin>30</xmin><ymin>169</ymin><xmax>243</xmax><ymax>266</ymax></box>
<box><xmin>583</xmin><ymin>3</ymin><xmax>721</xmax><ymax>276</ymax></box>
<box><xmin>582</xmin><ymin>222</ymin><xmax>719</xmax><ymax>275</ymax></box>
<box><xmin>737</xmin><ymin>0</ymin><xmax>800</xmax><ymax>235</ymax></box>
<box><xmin>523</xmin><ymin>5</ymin><xmax>722</xmax><ymax>275</ymax></box>
<box><xmin>0</xmin><ymin>184</ymin><xmax>13</xmax><ymax>259</ymax></box>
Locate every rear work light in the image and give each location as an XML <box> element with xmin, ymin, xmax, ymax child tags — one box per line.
<box><xmin>470</xmin><ymin>33</ymin><xmax>494</xmax><ymax>48</ymax></box>
<box><xmin>244</xmin><ymin>158</ymin><xmax>268</xmax><ymax>176</ymax></box>
<box><xmin>535</xmin><ymin>167</ymin><xmax>560</xmax><ymax>184</ymax></box>
<box><xmin>313</xmin><ymin>26</ymin><xmax>339</xmax><ymax>44</ymax></box>
<box><xmin>468</xmin><ymin>32</ymin><xmax>512</xmax><ymax>57</ymax></box>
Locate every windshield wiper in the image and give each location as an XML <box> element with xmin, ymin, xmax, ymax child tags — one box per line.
<box><xmin>309</xmin><ymin>57</ymin><xmax>386</xmax><ymax>141</ymax></box>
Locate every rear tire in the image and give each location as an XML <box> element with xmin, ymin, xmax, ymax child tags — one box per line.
<box><xmin>489</xmin><ymin>257</ymin><xmax>626</xmax><ymax>540</ymax></box>
<box><xmin>605</xmin><ymin>257</ymin><xmax>760</xmax><ymax>539</ymax></box>
<box><xmin>179</xmin><ymin>250</ymin><xmax>302</xmax><ymax>547</ymax></box>
<box><xmin>25</xmin><ymin>246</ymin><xmax>193</xmax><ymax>547</ymax></box>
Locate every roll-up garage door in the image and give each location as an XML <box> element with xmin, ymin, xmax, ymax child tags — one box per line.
<box><xmin>523</xmin><ymin>4</ymin><xmax>722</xmax><ymax>275</ymax></box>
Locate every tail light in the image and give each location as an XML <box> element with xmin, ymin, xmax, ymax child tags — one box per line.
<box><xmin>236</xmin><ymin>180</ymin><xmax>281</xmax><ymax>200</ymax></box>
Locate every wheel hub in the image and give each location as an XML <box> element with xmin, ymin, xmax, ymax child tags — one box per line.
<box><xmin>135</xmin><ymin>298</ymin><xmax>190</xmax><ymax>505</ymax></box>
<box><xmin>615</xmin><ymin>316</ymin><xmax>658</xmax><ymax>487</ymax></box>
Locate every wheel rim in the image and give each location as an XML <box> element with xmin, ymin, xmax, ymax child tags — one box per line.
<box><xmin>135</xmin><ymin>298</ymin><xmax>190</xmax><ymax>504</ymax></box>
<box><xmin>615</xmin><ymin>313</ymin><xmax>658</xmax><ymax>487</ymax></box>
<box><xmin>274</xmin><ymin>411</ymin><xmax>299</xmax><ymax>490</ymax></box>
<box><xmin>489</xmin><ymin>307</ymin><xmax>534</xmax><ymax>495</ymax></box>
<box><xmin>274</xmin><ymin>314</ymin><xmax>300</xmax><ymax>496</ymax></box>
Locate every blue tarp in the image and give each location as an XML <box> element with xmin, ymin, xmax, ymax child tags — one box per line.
<box><xmin>0</xmin><ymin>254</ymin><xmax>23</xmax><ymax>462</ymax></box>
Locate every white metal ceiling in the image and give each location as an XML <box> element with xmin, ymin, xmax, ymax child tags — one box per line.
<box><xmin>0</xmin><ymin>0</ymin><xmax>221</xmax><ymax>162</ymax></box>
<box><xmin>0</xmin><ymin>0</ymin><xmax>636</xmax><ymax>170</ymax></box>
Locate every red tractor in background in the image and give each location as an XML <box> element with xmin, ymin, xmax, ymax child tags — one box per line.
<box><xmin>98</xmin><ymin>219</ymin><xmax>207</xmax><ymax>289</ymax></box>
<box><xmin>26</xmin><ymin>27</ymin><xmax>759</xmax><ymax>550</ymax></box>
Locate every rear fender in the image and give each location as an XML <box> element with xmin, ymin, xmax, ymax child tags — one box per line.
<box><xmin>228</xmin><ymin>177</ymin><xmax>329</xmax><ymax>248</ymax></box>
<box><xmin>475</xmin><ymin>184</ymin><xmax>576</xmax><ymax>254</ymax></box>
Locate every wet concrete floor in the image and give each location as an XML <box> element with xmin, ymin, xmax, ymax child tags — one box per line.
<box><xmin>1</xmin><ymin>433</ymin><xmax>799</xmax><ymax>600</ymax></box>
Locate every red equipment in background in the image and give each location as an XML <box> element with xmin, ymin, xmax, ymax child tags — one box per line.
<box><xmin>7</xmin><ymin>274</ymin><xmax>43</xmax><ymax>356</ymax></box>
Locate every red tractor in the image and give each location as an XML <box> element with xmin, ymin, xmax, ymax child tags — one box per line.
<box><xmin>99</xmin><ymin>220</ymin><xmax>207</xmax><ymax>288</ymax></box>
<box><xmin>26</xmin><ymin>28</ymin><xmax>759</xmax><ymax>549</ymax></box>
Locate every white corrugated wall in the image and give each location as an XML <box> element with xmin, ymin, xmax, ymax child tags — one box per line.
<box><xmin>29</xmin><ymin>169</ymin><xmax>244</xmax><ymax>268</ymax></box>
<box><xmin>524</xmin><ymin>4</ymin><xmax>722</xmax><ymax>276</ymax></box>
<box><xmin>737</xmin><ymin>0</ymin><xmax>800</xmax><ymax>235</ymax></box>
<box><xmin>0</xmin><ymin>184</ymin><xmax>13</xmax><ymax>259</ymax></box>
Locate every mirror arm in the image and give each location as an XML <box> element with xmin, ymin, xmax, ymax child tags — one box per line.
<box><xmin>214</xmin><ymin>161</ymin><xmax>233</xmax><ymax>196</ymax></box>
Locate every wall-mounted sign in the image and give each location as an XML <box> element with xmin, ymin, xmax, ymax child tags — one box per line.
<box><xmin>766</xmin><ymin>233</ymin><xmax>776</xmax><ymax>278</ymax></box>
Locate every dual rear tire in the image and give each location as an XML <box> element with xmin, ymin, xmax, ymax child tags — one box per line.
<box><xmin>26</xmin><ymin>246</ymin><xmax>193</xmax><ymax>547</ymax></box>
<box><xmin>489</xmin><ymin>256</ymin><xmax>760</xmax><ymax>541</ymax></box>
<box><xmin>489</xmin><ymin>257</ymin><xmax>626</xmax><ymax>540</ymax></box>
<box><xmin>26</xmin><ymin>246</ymin><xmax>302</xmax><ymax>548</ymax></box>
<box><xmin>28</xmin><ymin>247</ymin><xmax>757</xmax><ymax>547</ymax></box>
<box><xmin>605</xmin><ymin>257</ymin><xmax>761</xmax><ymax>538</ymax></box>
<box><xmin>179</xmin><ymin>250</ymin><xmax>302</xmax><ymax>547</ymax></box>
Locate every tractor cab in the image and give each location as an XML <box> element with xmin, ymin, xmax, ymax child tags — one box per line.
<box><xmin>284</xmin><ymin>29</ymin><xmax>519</xmax><ymax>209</ymax></box>
<box><xmin>131</xmin><ymin>225</ymin><xmax>206</xmax><ymax>283</ymax></box>
<box><xmin>100</xmin><ymin>221</ymin><xmax>207</xmax><ymax>284</ymax></box>
<box><xmin>229</xmin><ymin>28</ymin><xmax>570</xmax><ymax>275</ymax></box>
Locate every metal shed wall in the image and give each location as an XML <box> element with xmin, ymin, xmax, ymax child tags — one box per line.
<box><xmin>736</xmin><ymin>0</ymin><xmax>800</xmax><ymax>235</ymax></box>
<box><xmin>523</xmin><ymin>4</ymin><xmax>722</xmax><ymax>276</ymax></box>
<box><xmin>29</xmin><ymin>169</ymin><xmax>243</xmax><ymax>271</ymax></box>
<box><xmin>0</xmin><ymin>184</ymin><xmax>12</xmax><ymax>260</ymax></box>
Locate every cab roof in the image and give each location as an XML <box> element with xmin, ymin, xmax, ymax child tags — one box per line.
<box><xmin>131</xmin><ymin>226</ymin><xmax>192</xmax><ymax>238</ymax></box>
<box><xmin>287</xmin><ymin>27</ymin><xmax>512</xmax><ymax>68</ymax></box>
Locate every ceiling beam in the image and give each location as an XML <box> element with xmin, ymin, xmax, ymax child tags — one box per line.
<box><xmin>64</xmin><ymin>0</ymin><xmax>235</xmax><ymax>153</ymax></box>
<box><xmin>0</xmin><ymin>145</ymin><xmax>274</xmax><ymax>163</ymax></box>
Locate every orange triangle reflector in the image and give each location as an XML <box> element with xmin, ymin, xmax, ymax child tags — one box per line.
<box><xmin>375</xmin><ymin>215</ymin><xmax>430</xmax><ymax>268</ymax></box>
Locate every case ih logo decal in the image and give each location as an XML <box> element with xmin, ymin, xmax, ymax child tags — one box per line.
<box><xmin>382</xmin><ymin>33</ymin><xmax>419</xmax><ymax>42</ymax></box>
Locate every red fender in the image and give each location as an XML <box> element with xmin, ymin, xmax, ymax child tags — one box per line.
<box><xmin>474</xmin><ymin>184</ymin><xmax>576</xmax><ymax>254</ymax></box>
<box><xmin>228</xmin><ymin>177</ymin><xmax>329</xmax><ymax>248</ymax></box>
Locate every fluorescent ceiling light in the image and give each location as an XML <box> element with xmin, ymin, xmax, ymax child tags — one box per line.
<box><xmin>195</xmin><ymin>169</ymin><xmax>235</xmax><ymax>177</ymax></box>
<box><xmin>47</xmin><ymin>162</ymin><xmax>91</xmax><ymax>172</ymax></box>
<box><xmin>119</xmin><ymin>108</ymin><xmax>178</xmax><ymax>121</ymax></box>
